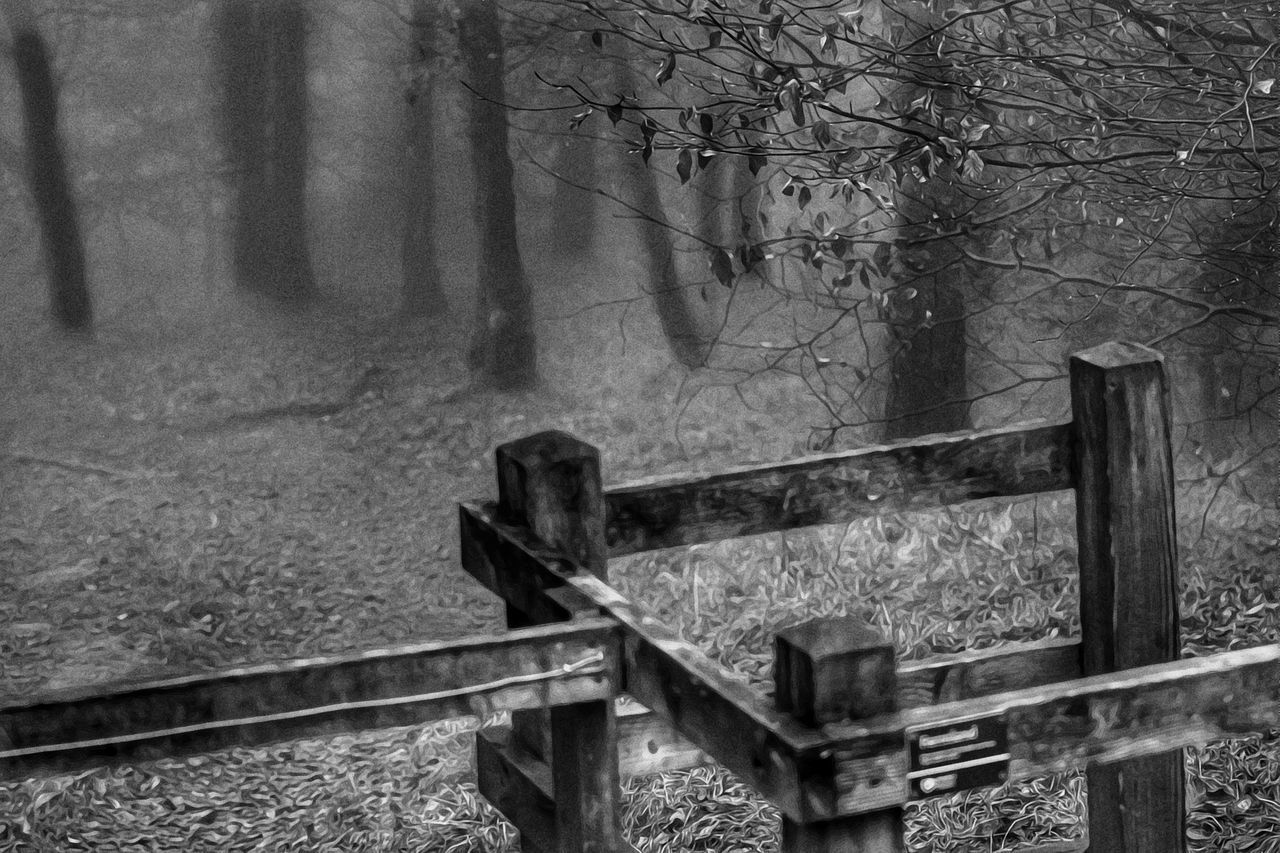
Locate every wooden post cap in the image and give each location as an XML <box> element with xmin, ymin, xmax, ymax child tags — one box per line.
<box><xmin>774</xmin><ymin>616</ymin><xmax>897</xmax><ymax>726</ymax></box>
<box><xmin>495</xmin><ymin>431</ymin><xmax>607</xmax><ymax>576</ymax></box>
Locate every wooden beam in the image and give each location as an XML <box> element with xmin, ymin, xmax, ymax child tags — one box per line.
<box><xmin>0</xmin><ymin>618</ymin><xmax>619</xmax><ymax>780</ymax></box>
<box><xmin>497</xmin><ymin>431</ymin><xmax>609</xmax><ymax>577</ymax></box>
<box><xmin>613</xmin><ymin>636</ymin><xmax>1080</xmax><ymax>779</ymax></box>
<box><xmin>1070</xmin><ymin>341</ymin><xmax>1184</xmax><ymax>853</ymax></box>
<box><xmin>460</xmin><ymin>502</ymin><xmax>598</xmax><ymax>625</ymax></box>
<box><xmin>476</xmin><ymin>727</ymin><xmax>556</xmax><ymax>853</ymax></box>
<box><xmin>568</xmin><ymin>571</ymin><xmax>828</xmax><ymax>820</ymax></box>
<box><xmin>459</xmin><ymin>506</ymin><xmax>1280</xmax><ymax>824</ymax></box>
<box><xmin>604</xmin><ymin>421</ymin><xmax>1073</xmax><ymax>555</ymax></box>
<box><xmin>492</xmin><ymin>431</ymin><xmax>626</xmax><ymax>853</ymax></box>
<box><xmin>895</xmin><ymin>636</ymin><xmax>1081</xmax><ymax>708</ymax></box>
<box><xmin>775</xmin><ymin>616</ymin><xmax>898</xmax><ymax>726</ymax></box>
<box><xmin>613</xmin><ymin>637</ymin><xmax>1080</xmax><ymax>778</ymax></box>
<box><xmin>611</xmin><ymin>636</ymin><xmax>1081</xmax><ymax>777</ymax></box>
<box><xmin>776</xmin><ymin>616</ymin><xmax>904</xmax><ymax>852</ymax></box>
<box><xmin>458</xmin><ymin>505</ymin><xmax>825</xmax><ymax>819</ymax></box>
<box><xmin>821</xmin><ymin>641</ymin><xmax>1280</xmax><ymax>817</ymax></box>
<box><xmin>616</xmin><ymin>699</ymin><xmax>710</xmax><ymax>778</ymax></box>
<box><xmin>782</xmin><ymin>812</ymin><xmax>903</xmax><ymax>853</ymax></box>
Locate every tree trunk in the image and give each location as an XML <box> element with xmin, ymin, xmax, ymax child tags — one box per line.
<box><xmin>614</xmin><ymin>63</ymin><xmax>715</xmax><ymax>369</ymax></box>
<box><xmin>215</xmin><ymin>0</ymin><xmax>315</xmax><ymax>303</ymax></box>
<box><xmin>2</xmin><ymin>0</ymin><xmax>92</xmax><ymax>331</ymax></box>
<box><xmin>881</xmin><ymin>243</ymin><xmax>968</xmax><ymax>438</ymax></box>
<box><xmin>882</xmin><ymin>7</ymin><xmax>970</xmax><ymax>440</ymax></box>
<box><xmin>401</xmin><ymin>0</ymin><xmax>445</xmax><ymax>317</ymax></box>
<box><xmin>457</xmin><ymin>0</ymin><xmax>536</xmax><ymax>389</ymax></box>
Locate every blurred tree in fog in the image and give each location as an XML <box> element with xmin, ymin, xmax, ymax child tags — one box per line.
<box><xmin>521</xmin><ymin>18</ymin><xmax>730</xmax><ymax>368</ymax></box>
<box><xmin>2</xmin><ymin>0</ymin><xmax>92</xmax><ymax>331</ymax></box>
<box><xmin>613</xmin><ymin>51</ymin><xmax>718</xmax><ymax>368</ymax></box>
<box><xmin>457</xmin><ymin>0</ymin><xmax>537</xmax><ymax>389</ymax></box>
<box><xmin>552</xmin><ymin>0</ymin><xmax>1278</xmax><ymax>460</ymax></box>
<box><xmin>401</xmin><ymin>0</ymin><xmax>446</xmax><ymax>318</ymax></box>
<box><xmin>879</xmin><ymin>4</ymin><xmax>967</xmax><ymax>439</ymax></box>
<box><xmin>213</xmin><ymin>0</ymin><xmax>314</xmax><ymax>303</ymax></box>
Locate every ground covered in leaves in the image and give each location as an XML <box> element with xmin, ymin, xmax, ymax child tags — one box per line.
<box><xmin>1</xmin><ymin>293</ymin><xmax>1277</xmax><ymax>852</ymax></box>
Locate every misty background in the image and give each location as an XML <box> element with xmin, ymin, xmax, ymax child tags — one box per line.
<box><xmin>0</xmin><ymin>1</ymin><xmax>1277</xmax><ymax>849</ymax></box>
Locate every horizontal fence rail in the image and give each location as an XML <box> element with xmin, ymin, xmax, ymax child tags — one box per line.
<box><xmin>611</xmin><ymin>635</ymin><xmax>1085</xmax><ymax>775</ymax></box>
<box><xmin>603</xmin><ymin>420</ymin><xmax>1074</xmax><ymax>555</ymax></box>
<box><xmin>461</xmin><ymin>500</ymin><xmax>826</xmax><ymax>820</ymax></box>
<box><xmin>0</xmin><ymin>343</ymin><xmax>1233</xmax><ymax>853</ymax></box>
<box><xmin>459</xmin><ymin>499</ymin><xmax>1280</xmax><ymax>824</ymax></box>
<box><xmin>818</xmin><ymin>642</ymin><xmax>1280</xmax><ymax>817</ymax></box>
<box><xmin>0</xmin><ymin>618</ymin><xmax>620</xmax><ymax>780</ymax></box>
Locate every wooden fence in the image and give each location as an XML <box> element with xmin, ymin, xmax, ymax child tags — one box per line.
<box><xmin>2</xmin><ymin>341</ymin><xmax>1277</xmax><ymax>853</ymax></box>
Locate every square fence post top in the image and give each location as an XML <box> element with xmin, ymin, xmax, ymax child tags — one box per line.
<box><xmin>777</xmin><ymin>616</ymin><xmax>891</xmax><ymax>657</ymax></box>
<box><xmin>1070</xmin><ymin>340</ymin><xmax>1164</xmax><ymax>370</ymax></box>
<box><xmin>497</xmin><ymin>431</ymin><xmax>600</xmax><ymax>468</ymax></box>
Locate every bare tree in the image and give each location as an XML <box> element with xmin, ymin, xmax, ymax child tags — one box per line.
<box><xmin>401</xmin><ymin>0</ymin><xmax>446</xmax><ymax>318</ymax></box>
<box><xmin>457</xmin><ymin>0</ymin><xmax>537</xmax><ymax>389</ymax></box>
<box><xmin>2</xmin><ymin>0</ymin><xmax>92</xmax><ymax>331</ymax></box>
<box><xmin>213</xmin><ymin>0</ymin><xmax>315</xmax><ymax>303</ymax></box>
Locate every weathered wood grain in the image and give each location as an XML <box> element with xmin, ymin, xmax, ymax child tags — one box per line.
<box><xmin>459</xmin><ymin>499</ymin><xmax>1280</xmax><ymax>823</ymax></box>
<box><xmin>0</xmin><ymin>619</ymin><xmax>619</xmax><ymax>780</ymax></box>
<box><xmin>461</xmin><ymin>509</ymin><xmax>827</xmax><ymax>818</ymax></box>
<box><xmin>566</xmin><ymin>570</ymin><xmax>828</xmax><ymax>821</ymax></box>
<box><xmin>460</xmin><ymin>502</ymin><xmax>598</xmax><ymax>625</ymax></box>
<box><xmin>823</xmin><ymin>642</ymin><xmax>1280</xmax><ymax>817</ymax></box>
<box><xmin>604</xmin><ymin>421</ymin><xmax>1073</xmax><ymax>555</ymax></box>
<box><xmin>476</xmin><ymin>726</ymin><xmax>556</xmax><ymax>853</ymax></box>
<box><xmin>498</xmin><ymin>431</ymin><xmax>609</xmax><ymax>576</ymax></box>
<box><xmin>775</xmin><ymin>616</ymin><xmax>898</xmax><ymax>725</ymax></box>
<box><xmin>782</xmin><ymin>811</ymin><xmax>904</xmax><ymax>853</ymax></box>
<box><xmin>616</xmin><ymin>699</ymin><xmax>711</xmax><ymax>777</ymax></box>
<box><xmin>492</xmin><ymin>431</ymin><xmax>625</xmax><ymax>853</ymax></box>
<box><xmin>895</xmin><ymin>636</ymin><xmax>1081</xmax><ymax>708</ymax></box>
<box><xmin>612</xmin><ymin>636</ymin><xmax>1082</xmax><ymax>777</ymax></box>
<box><xmin>778</xmin><ymin>616</ymin><xmax>905</xmax><ymax>851</ymax></box>
<box><xmin>1070</xmin><ymin>342</ymin><xmax>1184</xmax><ymax>853</ymax></box>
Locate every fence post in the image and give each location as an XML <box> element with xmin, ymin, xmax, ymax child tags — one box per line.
<box><xmin>775</xmin><ymin>616</ymin><xmax>904</xmax><ymax>853</ymax></box>
<box><xmin>1070</xmin><ymin>341</ymin><xmax>1184</xmax><ymax>853</ymax></box>
<box><xmin>493</xmin><ymin>430</ymin><xmax>625</xmax><ymax>853</ymax></box>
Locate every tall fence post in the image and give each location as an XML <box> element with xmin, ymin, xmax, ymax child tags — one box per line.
<box><xmin>493</xmin><ymin>430</ymin><xmax>625</xmax><ymax>853</ymax></box>
<box><xmin>775</xmin><ymin>616</ymin><xmax>904</xmax><ymax>853</ymax></box>
<box><xmin>1070</xmin><ymin>341</ymin><xmax>1184</xmax><ymax>853</ymax></box>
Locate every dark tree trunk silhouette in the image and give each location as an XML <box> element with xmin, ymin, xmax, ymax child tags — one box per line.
<box><xmin>401</xmin><ymin>0</ymin><xmax>445</xmax><ymax>317</ymax></box>
<box><xmin>619</xmin><ymin>146</ymin><xmax>716</xmax><ymax>368</ymax></box>
<box><xmin>3</xmin><ymin>0</ymin><xmax>92</xmax><ymax>331</ymax></box>
<box><xmin>615</xmin><ymin>62</ymin><xmax>715</xmax><ymax>369</ymax></box>
<box><xmin>457</xmin><ymin>0</ymin><xmax>536</xmax><ymax>389</ymax></box>
<box><xmin>882</xmin><ymin>7</ymin><xmax>970</xmax><ymax>440</ymax></box>
<box><xmin>214</xmin><ymin>0</ymin><xmax>314</xmax><ymax>302</ymax></box>
<box><xmin>881</xmin><ymin>243</ymin><xmax>969</xmax><ymax>438</ymax></box>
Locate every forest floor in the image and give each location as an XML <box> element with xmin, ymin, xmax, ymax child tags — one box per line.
<box><xmin>1</xmin><ymin>254</ymin><xmax>1278</xmax><ymax>851</ymax></box>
